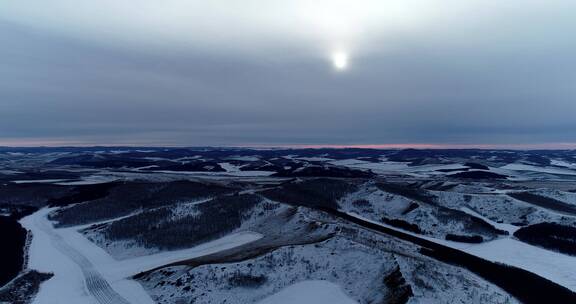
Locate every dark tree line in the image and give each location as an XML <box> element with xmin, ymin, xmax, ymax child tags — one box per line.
<box><xmin>508</xmin><ymin>192</ymin><xmax>576</xmax><ymax>215</ymax></box>
<box><xmin>262</xmin><ymin>178</ymin><xmax>358</xmax><ymax>209</ymax></box>
<box><xmin>101</xmin><ymin>194</ymin><xmax>262</xmax><ymax>251</ymax></box>
<box><xmin>50</xmin><ymin>181</ymin><xmax>232</xmax><ymax>226</ymax></box>
<box><xmin>514</xmin><ymin>222</ymin><xmax>576</xmax><ymax>256</ymax></box>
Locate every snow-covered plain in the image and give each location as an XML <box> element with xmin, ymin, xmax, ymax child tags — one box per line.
<box><xmin>20</xmin><ymin>209</ymin><xmax>263</xmax><ymax>304</ymax></box>
<box><xmin>258</xmin><ymin>280</ymin><xmax>358</xmax><ymax>304</ymax></box>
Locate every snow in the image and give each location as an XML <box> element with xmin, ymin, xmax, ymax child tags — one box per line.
<box><xmin>459</xmin><ymin>207</ymin><xmax>520</xmax><ymax>234</ymax></box>
<box><xmin>464</xmin><ymin>238</ymin><xmax>576</xmax><ymax>292</ymax></box>
<box><xmin>11</xmin><ymin>179</ymin><xmax>71</xmax><ymax>184</ymax></box>
<box><xmin>329</xmin><ymin>159</ymin><xmax>409</xmax><ymax>172</ymax></box>
<box><xmin>0</xmin><ymin>169</ymin><xmax>23</xmax><ymax>175</ymax></box>
<box><xmin>432</xmin><ymin>190</ymin><xmax>560</xmax><ymax>227</ymax></box>
<box><xmin>294</xmin><ymin>157</ymin><xmax>334</xmax><ymax>162</ymax></box>
<box><xmin>551</xmin><ymin>159</ymin><xmax>576</xmax><ymax>169</ymax></box>
<box><xmin>56</xmin><ymin>175</ymin><xmax>119</xmax><ymax>186</ymax></box>
<box><xmin>142</xmin><ymin>236</ymin><xmax>394</xmax><ymax>304</ymax></box>
<box><xmin>404</xmin><ymin>163</ymin><xmax>469</xmax><ymax>173</ymax></box>
<box><xmin>151</xmin><ymin>169</ymin><xmax>274</xmax><ymax>177</ymax></box>
<box><xmin>530</xmin><ymin>189</ymin><xmax>576</xmax><ymax>206</ymax></box>
<box><xmin>142</xmin><ymin>212</ymin><xmax>517</xmax><ymax>304</ymax></box>
<box><xmin>340</xmin><ymin>184</ymin><xmax>493</xmax><ymax>240</ymax></box>
<box><xmin>20</xmin><ymin>209</ymin><xmax>263</xmax><ymax>304</ymax></box>
<box><xmin>76</xmin><ymin>230</ymin><xmax>263</xmax><ymax>281</ymax></box>
<box><xmin>21</xmin><ymin>209</ymin><xmax>110</xmax><ymax>304</ymax></box>
<box><xmin>258</xmin><ymin>280</ymin><xmax>358</xmax><ymax>304</ymax></box>
<box><xmin>500</xmin><ymin>163</ymin><xmax>576</xmax><ymax>176</ymax></box>
<box><xmin>344</xmin><ymin>211</ymin><xmax>576</xmax><ymax>292</ymax></box>
<box><xmin>225</xmin><ymin>156</ymin><xmax>260</xmax><ymax>161</ymax></box>
<box><xmin>329</xmin><ymin>159</ymin><xmax>576</xmax><ymax>179</ymax></box>
<box><xmin>218</xmin><ymin>162</ymin><xmax>242</xmax><ymax>173</ymax></box>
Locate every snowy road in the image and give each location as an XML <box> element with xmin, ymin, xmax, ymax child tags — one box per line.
<box><xmin>28</xmin><ymin>210</ymin><xmax>132</xmax><ymax>304</ymax></box>
<box><xmin>21</xmin><ymin>209</ymin><xmax>263</xmax><ymax>304</ymax></box>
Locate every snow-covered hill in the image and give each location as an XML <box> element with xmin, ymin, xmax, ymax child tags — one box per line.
<box><xmin>2</xmin><ymin>148</ymin><xmax>576</xmax><ymax>303</ymax></box>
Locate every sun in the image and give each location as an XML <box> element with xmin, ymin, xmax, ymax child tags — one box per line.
<box><xmin>332</xmin><ymin>51</ymin><xmax>348</xmax><ymax>71</ymax></box>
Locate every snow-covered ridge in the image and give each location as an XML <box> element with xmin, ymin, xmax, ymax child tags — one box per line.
<box><xmin>20</xmin><ymin>209</ymin><xmax>262</xmax><ymax>304</ymax></box>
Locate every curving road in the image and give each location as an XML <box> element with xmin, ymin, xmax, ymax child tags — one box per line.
<box><xmin>35</xmin><ymin>214</ymin><xmax>131</xmax><ymax>304</ymax></box>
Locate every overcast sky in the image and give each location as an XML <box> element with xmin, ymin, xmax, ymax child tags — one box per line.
<box><xmin>1</xmin><ymin>0</ymin><xmax>576</xmax><ymax>147</ymax></box>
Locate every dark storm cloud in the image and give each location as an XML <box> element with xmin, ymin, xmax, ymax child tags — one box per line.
<box><xmin>1</xmin><ymin>1</ymin><xmax>576</xmax><ymax>147</ymax></box>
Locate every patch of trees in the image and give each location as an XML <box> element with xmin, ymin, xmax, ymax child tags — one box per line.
<box><xmin>448</xmin><ymin>171</ymin><xmax>507</xmax><ymax>179</ymax></box>
<box><xmin>0</xmin><ymin>270</ymin><xmax>53</xmax><ymax>304</ymax></box>
<box><xmin>376</xmin><ymin>183</ymin><xmax>437</xmax><ymax>205</ymax></box>
<box><xmin>142</xmin><ymin>161</ymin><xmax>226</xmax><ymax>172</ymax></box>
<box><xmin>383</xmin><ymin>266</ymin><xmax>413</xmax><ymax>304</ymax></box>
<box><xmin>319</xmin><ymin>208</ymin><xmax>576</xmax><ymax>304</ymax></box>
<box><xmin>0</xmin><ymin>216</ymin><xmax>27</xmax><ymax>287</ymax></box>
<box><xmin>514</xmin><ymin>222</ymin><xmax>576</xmax><ymax>256</ymax></box>
<box><xmin>434</xmin><ymin>208</ymin><xmax>508</xmax><ymax>237</ymax></box>
<box><xmin>262</xmin><ymin>178</ymin><xmax>358</xmax><ymax>209</ymax></box>
<box><xmin>381</xmin><ymin>217</ymin><xmax>423</xmax><ymax>234</ymax></box>
<box><xmin>272</xmin><ymin>165</ymin><xmax>374</xmax><ymax>178</ymax></box>
<box><xmin>0</xmin><ymin>204</ymin><xmax>37</xmax><ymax>219</ymax></box>
<box><xmin>377</xmin><ymin>183</ymin><xmax>506</xmax><ymax>238</ymax></box>
<box><xmin>50</xmin><ymin>154</ymin><xmax>171</xmax><ymax>169</ymax></box>
<box><xmin>435</xmin><ymin>168</ymin><xmax>470</xmax><ymax>173</ymax></box>
<box><xmin>401</xmin><ymin>203</ymin><xmax>419</xmax><ymax>215</ymax></box>
<box><xmin>239</xmin><ymin>162</ymin><xmax>285</xmax><ymax>172</ymax></box>
<box><xmin>445</xmin><ymin>234</ymin><xmax>484</xmax><ymax>243</ymax></box>
<box><xmin>47</xmin><ymin>182</ymin><xmax>116</xmax><ymax>207</ymax></box>
<box><xmin>227</xmin><ymin>273</ymin><xmax>267</xmax><ymax>288</ymax></box>
<box><xmin>524</xmin><ymin>155</ymin><xmax>551</xmax><ymax>166</ymax></box>
<box><xmin>102</xmin><ymin>194</ymin><xmax>262</xmax><ymax>251</ymax></box>
<box><xmin>464</xmin><ymin>162</ymin><xmax>489</xmax><ymax>170</ymax></box>
<box><xmin>508</xmin><ymin>192</ymin><xmax>576</xmax><ymax>215</ymax></box>
<box><xmin>50</xmin><ymin>181</ymin><xmax>233</xmax><ymax>226</ymax></box>
<box><xmin>0</xmin><ymin>183</ymin><xmax>72</xmax><ymax>207</ymax></box>
<box><xmin>0</xmin><ymin>170</ymin><xmax>81</xmax><ymax>183</ymax></box>
<box><xmin>352</xmin><ymin>199</ymin><xmax>371</xmax><ymax>208</ymax></box>
<box><xmin>422</xmin><ymin>182</ymin><xmax>455</xmax><ymax>191</ymax></box>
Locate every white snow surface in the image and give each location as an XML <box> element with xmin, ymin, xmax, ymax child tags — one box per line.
<box><xmin>20</xmin><ymin>209</ymin><xmax>263</xmax><ymax>304</ymax></box>
<box><xmin>345</xmin><ymin>211</ymin><xmax>576</xmax><ymax>292</ymax></box>
<box><xmin>551</xmin><ymin>159</ymin><xmax>576</xmax><ymax>169</ymax></box>
<box><xmin>500</xmin><ymin>163</ymin><xmax>576</xmax><ymax>176</ymax></box>
<box><xmin>530</xmin><ymin>189</ymin><xmax>576</xmax><ymax>206</ymax></box>
<box><xmin>225</xmin><ymin>156</ymin><xmax>260</xmax><ymax>161</ymax></box>
<box><xmin>152</xmin><ymin>169</ymin><xmax>274</xmax><ymax>177</ymax></box>
<box><xmin>329</xmin><ymin>159</ymin><xmax>409</xmax><ymax>172</ymax></box>
<box><xmin>56</xmin><ymin>175</ymin><xmax>119</xmax><ymax>185</ymax></box>
<box><xmin>465</xmin><ymin>238</ymin><xmax>576</xmax><ymax>292</ymax></box>
<box><xmin>459</xmin><ymin>207</ymin><xmax>520</xmax><ymax>234</ymax></box>
<box><xmin>258</xmin><ymin>280</ymin><xmax>358</xmax><ymax>304</ymax></box>
<box><xmin>295</xmin><ymin>157</ymin><xmax>335</xmax><ymax>162</ymax></box>
<box><xmin>11</xmin><ymin>179</ymin><xmax>71</xmax><ymax>184</ymax></box>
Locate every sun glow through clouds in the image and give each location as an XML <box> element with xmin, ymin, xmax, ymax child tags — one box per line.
<box><xmin>332</xmin><ymin>51</ymin><xmax>348</xmax><ymax>70</ymax></box>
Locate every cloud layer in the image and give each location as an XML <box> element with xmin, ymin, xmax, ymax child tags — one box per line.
<box><xmin>1</xmin><ymin>1</ymin><xmax>575</xmax><ymax>146</ymax></box>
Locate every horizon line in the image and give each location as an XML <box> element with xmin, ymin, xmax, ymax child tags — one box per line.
<box><xmin>1</xmin><ymin>141</ymin><xmax>576</xmax><ymax>150</ymax></box>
